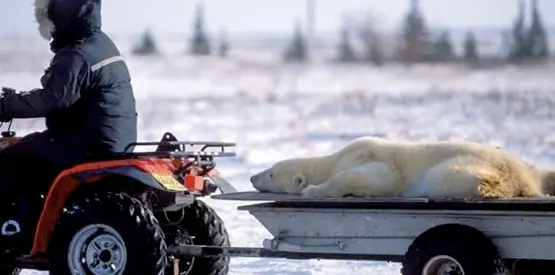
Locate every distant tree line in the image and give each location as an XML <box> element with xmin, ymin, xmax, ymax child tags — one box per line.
<box><xmin>287</xmin><ymin>0</ymin><xmax>551</xmax><ymax>66</ymax></box>
<box><xmin>506</xmin><ymin>0</ymin><xmax>549</xmax><ymax>64</ymax></box>
<box><xmin>131</xmin><ymin>0</ymin><xmax>551</xmax><ymax>68</ymax></box>
<box><xmin>131</xmin><ymin>2</ymin><xmax>230</xmax><ymax>58</ymax></box>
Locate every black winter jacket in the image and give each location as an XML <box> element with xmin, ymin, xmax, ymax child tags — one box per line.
<box><xmin>0</xmin><ymin>0</ymin><xmax>137</xmax><ymax>155</ymax></box>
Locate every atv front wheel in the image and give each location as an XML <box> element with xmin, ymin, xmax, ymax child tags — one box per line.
<box><xmin>160</xmin><ymin>199</ymin><xmax>230</xmax><ymax>275</ymax></box>
<box><xmin>48</xmin><ymin>192</ymin><xmax>167</xmax><ymax>275</ymax></box>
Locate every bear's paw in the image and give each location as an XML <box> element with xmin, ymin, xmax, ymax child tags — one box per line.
<box><xmin>301</xmin><ymin>185</ymin><xmax>331</xmax><ymax>198</ymax></box>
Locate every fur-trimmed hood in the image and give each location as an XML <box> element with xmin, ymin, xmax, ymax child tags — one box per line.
<box><xmin>34</xmin><ymin>0</ymin><xmax>102</xmax><ymax>44</ymax></box>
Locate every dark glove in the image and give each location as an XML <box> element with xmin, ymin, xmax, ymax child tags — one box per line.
<box><xmin>1</xmin><ymin>87</ymin><xmax>16</xmax><ymax>98</ymax></box>
<box><xmin>0</xmin><ymin>87</ymin><xmax>15</xmax><ymax>122</ymax></box>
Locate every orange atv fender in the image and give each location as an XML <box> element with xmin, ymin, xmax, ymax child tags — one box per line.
<box><xmin>30</xmin><ymin>158</ymin><xmax>204</xmax><ymax>255</ymax></box>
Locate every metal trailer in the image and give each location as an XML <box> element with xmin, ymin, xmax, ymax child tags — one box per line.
<box><xmin>168</xmin><ymin>191</ymin><xmax>555</xmax><ymax>275</ymax></box>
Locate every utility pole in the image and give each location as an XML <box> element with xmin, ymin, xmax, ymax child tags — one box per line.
<box><xmin>306</xmin><ymin>0</ymin><xmax>316</xmax><ymax>58</ymax></box>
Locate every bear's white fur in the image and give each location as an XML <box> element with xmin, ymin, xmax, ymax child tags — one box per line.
<box><xmin>34</xmin><ymin>0</ymin><xmax>55</xmax><ymax>40</ymax></box>
<box><xmin>250</xmin><ymin>137</ymin><xmax>555</xmax><ymax>199</ymax></box>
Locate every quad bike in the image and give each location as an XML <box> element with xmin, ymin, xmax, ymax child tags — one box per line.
<box><xmin>0</xmin><ymin>89</ymin><xmax>236</xmax><ymax>275</ymax></box>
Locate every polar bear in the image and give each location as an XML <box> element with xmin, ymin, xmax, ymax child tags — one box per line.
<box><xmin>250</xmin><ymin>137</ymin><xmax>555</xmax><ymax>199</ymax></box>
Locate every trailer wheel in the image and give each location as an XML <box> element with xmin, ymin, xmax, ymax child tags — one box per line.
<box><xmin>160</xmin><ymin>199</ymin><xmax>230</xmax><ymax>275</ymax></box>
<box><xmin>48</xmin><ymin>192</ymin><xmax>167</xmax><ymax>275</ymax></box>
<box><xmin>401</xmin><ymin>225</ymin><xmax>505</xmax><ymax>275</ymax></box>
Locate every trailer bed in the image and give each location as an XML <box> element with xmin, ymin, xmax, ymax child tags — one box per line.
<box><xmin>208</xmin><ymin>191</ymin><xmax>555</xmax><ymax>262</ymax></box>
<box><xmin>212</xmin><ymin>191</ymin><xmax>555</xmax><ymax>211</ymax></box>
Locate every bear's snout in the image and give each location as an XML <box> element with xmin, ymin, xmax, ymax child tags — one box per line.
<box><xmin>250</xmin><ymin>170</ymin><xmax>265</xmax><ymax>191</ymax></box>
<box><xmin>251</xmin><ymin>169</ymin><xmax>274</xmax><ymax>192</ymax></box>
<box><xmin>250</xmin><ymin>171</ymin><xmax>263</xmax><ymax>183</ymax></box>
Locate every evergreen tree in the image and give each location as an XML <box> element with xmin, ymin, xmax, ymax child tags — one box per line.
<box><xmin>366</xmin><ymin>36</ymin><xmax>385</xmax><ymax>66</ymax></box>
<box><xmin>398</xmin><ymin>0</ymin><xmax>430</xmax><ymax>64</ymax></box>
<box><xmin>283</xmin><ymin>21</ymin><xmax>308</xmax><ymax>63</ymax></box>
<box><xmin>527</xmin><ymin>0</ymin><xmax>549</xmax><ymax>61</ymax></box>
<box><xmin>508</xmin><ymin>0</ymin><xmax>527</xmax><ymax>63</ymax></box>
<box><xmin>431</xmin><ymin>30</ymin><xmax>456</xmax><ymax>62</ymax></box>
<box><xmin>189</xmin><ymin>3</ymin><xmax>211</xmax><ymax>56</ymax></box>
<box><xmin>218</xmin><ymin>29</ymin><xmax>230</xmax><ymax>57</ymax></box>
<box><xmin>132</xmin><ymin>29</ymin><xmax>159</xmax><ymax>56</ymax></box>
<box><xmin>463</xmin><ymin>31</ymin><xmax>479</xmax><ymax>63</ymax></box>
<box><xmin>501</xmin><ymin>30</ymin><xmax>514</xmax><ymax>58</ymax></box>
<box><xmin>336</xmin><ymin>25</ymin><xmax>358</xmax><ymax>62</ymax></box>
<box><xmin>357</xmin><ymin>15</ymin><xmax>385</xmax><ymax>66</ymax></box>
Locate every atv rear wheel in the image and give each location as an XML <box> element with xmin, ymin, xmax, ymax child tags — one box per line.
<box><xmin>160</xmin><ymin>199</ymin><xmax>230</xmax><ymax>275</ymax></box>
<box><xmin>48</xmin><ymin>192</ymin><xmax>167</xmax><ymax>275</ymax></box>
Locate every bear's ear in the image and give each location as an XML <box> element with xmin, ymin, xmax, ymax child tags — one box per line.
<box><xmin>356</xmin><ymin>150</ymin><xmax>375</xmax><ymax>162</ymax></box>
<box><xmin>293</xmin><ymin>174</ymin><xmax>309</xmax><ymax>190</ymax></box>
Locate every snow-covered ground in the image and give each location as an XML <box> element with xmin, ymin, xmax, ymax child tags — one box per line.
<box><xmin>3</xmin><ymin>37</ymin><xmax>555</xmax><ymax>274</ymax></box>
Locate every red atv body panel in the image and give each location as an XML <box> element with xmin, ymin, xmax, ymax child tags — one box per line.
<box><xmin>30</xmin><ymin>158</ymin><xmax>205</xmax><ymax>255</ymax></box>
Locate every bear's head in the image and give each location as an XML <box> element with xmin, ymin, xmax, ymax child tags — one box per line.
<box><xmin>250</xmin><ymin>159</ymin><xmax>311</xmax><ymax>194</ymax></box>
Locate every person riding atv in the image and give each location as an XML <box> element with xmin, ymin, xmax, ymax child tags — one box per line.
<box><xmin>0</xmin><ymin>0</ymin><xmax>137</xmax><ymax>195</ymax></box>
<box><xmin>0</xmin><ymin>1</ymin><xmax>234</xmax><ymax>274</ymax></box>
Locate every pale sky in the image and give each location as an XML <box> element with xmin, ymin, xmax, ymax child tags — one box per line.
<box><xmin>1</xmin><ymin>0</ymin><xmax>555</xmax><ymax>37</ymax></box>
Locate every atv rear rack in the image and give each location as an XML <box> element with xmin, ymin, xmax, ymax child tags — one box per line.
<box><xmin>115</xmin><ymin>146</ymin><xmax>237</xmax><ymax>159</ymax></box>
<box><xmin>105</xmin><ymin>132</ymin><xmax>237</xmax><ymax>160</ymax></box>
<box><xmin>124</xmin><ymin>140</ymin><xmax>237</xmax><ymax>154</ymax></box>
